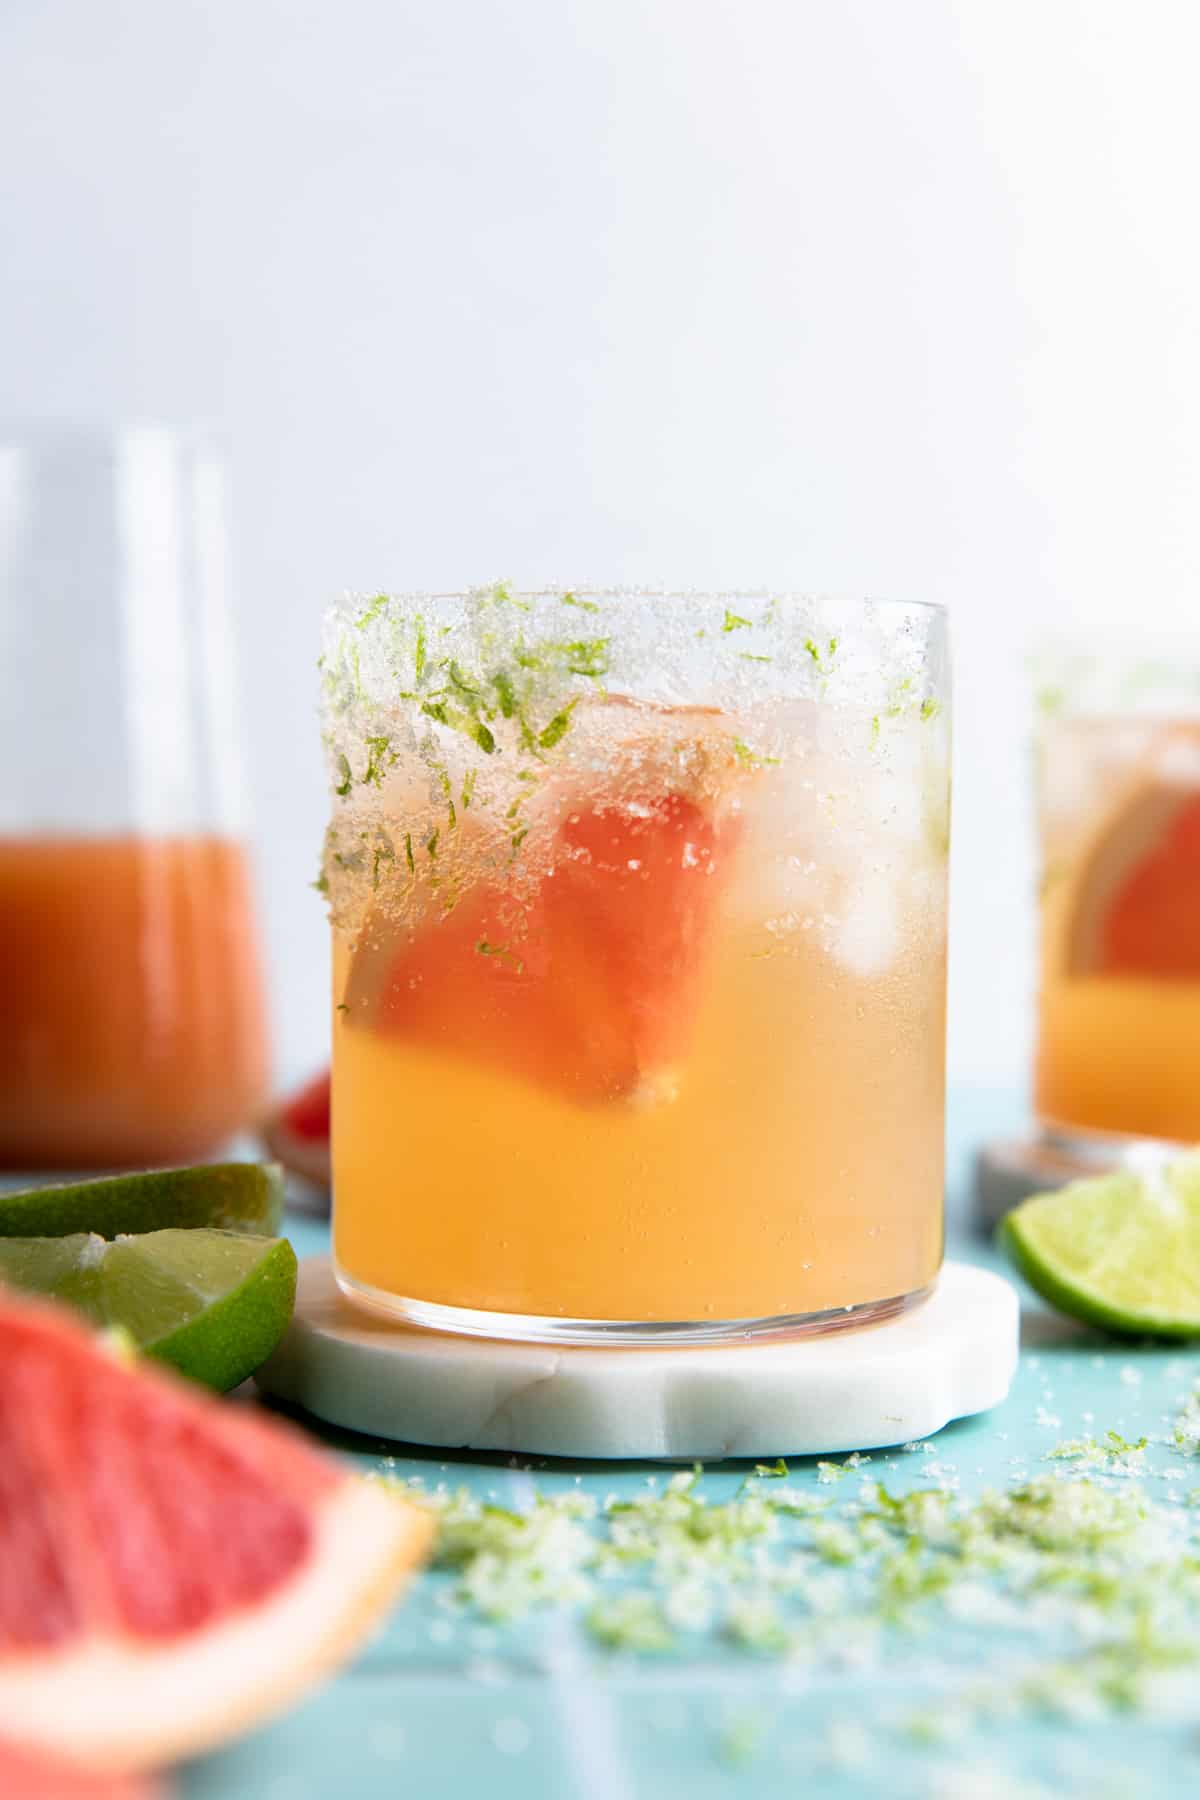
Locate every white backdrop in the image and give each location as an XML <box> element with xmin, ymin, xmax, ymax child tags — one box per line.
<box><xmin>3</xmin><ymin>0</ymin><xmax>1198</xmax><ymax>1091</ymax></box>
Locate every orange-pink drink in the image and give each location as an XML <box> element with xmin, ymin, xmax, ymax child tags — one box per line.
<box><xmin>1036</xmin><ymin>712</ymin><xmax>1200</xmax><ymax>1142</ymax></box>
<box><xmin>0</xmin><ymin>835</ymin><xmax>269</xmax><ymax>1167</ymax></box>
<box><xmin>323</xmin><ymin>590</ymin><xmax>949</xmax><ymax>1341</ymax></box>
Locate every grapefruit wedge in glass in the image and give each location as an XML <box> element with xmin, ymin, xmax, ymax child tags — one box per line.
<box><xmin>1062</xmin><ymin>726</ymin><xmax>1200</xmax><ymax>979</ymax></box>
<box><xmin>0</xmin><ymin>1291</ymin><xmax>432</xmax><ymax>1773</ymax></box>
<box><xmin>341</xmin><ymin>703</ymin><xmax>749</xmax><ymax>1107</ymax></box>
<box><xmin>1037</xmin><ymin>723</ymin><xmax>1200</xmax><ymax>1141</ymax></box>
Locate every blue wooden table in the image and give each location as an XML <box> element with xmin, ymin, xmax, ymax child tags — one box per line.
<box><xmin>184</xmin><ymin>1090</ymin><xmax>1200</xmax><ymax>1798</ymax></box>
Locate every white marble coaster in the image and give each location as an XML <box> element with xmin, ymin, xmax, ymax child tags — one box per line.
<box><xmin>256</xmin><ymin>1258</ymin><xmax>1020</xmax><ymax>1460</ymax></box>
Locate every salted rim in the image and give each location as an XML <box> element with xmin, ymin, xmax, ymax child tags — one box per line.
<box><xmin>327</xmin><ymin>587</ymin><xmax>945</xmax><ymax>615</ymax></box>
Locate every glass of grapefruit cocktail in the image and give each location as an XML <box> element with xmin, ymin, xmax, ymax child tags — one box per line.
<box><xmin>322</xmin><ymin>588</ymin><xmax>949</xmax><ymax>1342</ymax></box>
<box><xmin>1035</xmin><ymin>655</ymin><xmax>1200</xmax><ymax>1147</ymax></box>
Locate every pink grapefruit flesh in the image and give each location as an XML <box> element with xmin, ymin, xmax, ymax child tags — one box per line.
<box><xmin>1098</xmin><ymin>790</ymin><xmax>1200</xmax><ymax>976</ymax></box>
<box><xmin>345</xmin><ymin>785</ymin><xmax>742</xmax><ymax>1104</ymax></box>
<box><xmin>1065</xmin><ymin>733</ymin><xmax>1200</xmax><ymax>980</ymax></box>
<box><xmin>0</xmin><ymin>1292</ymin><xmax>432</xmax><ymax>1772</ymax></box>
<box><xmin>0</xmin><ymin>1737</ymin><xmax>166</xmax><ymax>1799</ymax></box>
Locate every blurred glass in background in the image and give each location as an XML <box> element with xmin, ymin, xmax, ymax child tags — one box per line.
<box><xmin>0</xmin><ymin>426</ymin><xmax>270</xmax><ymax>1168</ymax></box>
<box><xmin>1034</xmin><ymin>647</ymin><xmax>1200</xmax><ymax>1149</ymax></box>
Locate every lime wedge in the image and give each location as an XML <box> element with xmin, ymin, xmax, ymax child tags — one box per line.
<box><xmin>0</xmin><ymin>1229</ymin><xmax>298</xmax><ymax>1391</ymax></box>
<box><xmin>0</xmin><ymin>1162</ymin><xmax>284</xmax><ymax>1240</ymax></box>
<box><xmin>1000</xmin><ymin>1153</ymin><xmax>1200</xmax><ymax>1337</ymax></box>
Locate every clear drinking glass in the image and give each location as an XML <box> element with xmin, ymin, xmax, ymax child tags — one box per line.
<box><xmin>0</xmin><ymin>426</ymin><xmax>270</xmax><ymax>1168</ymax></box>
<box><xmin>322</xmin><ymin>588</ymin><xmax>949</xmax><ymax>1343</ymax></box>
<box><xmin>1034</xmin><ymin>648</ymin><xmax>1200</xmax><ymax>1150</ymax></box>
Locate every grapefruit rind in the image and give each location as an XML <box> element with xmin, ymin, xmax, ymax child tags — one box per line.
<box><xmin>0</xmin><ymin>1478</ymin><xmax>432</xmax><ymax>1772</ymax></box>
<box><xmin>0</xmin><ymin>1735</ymin><xmax>167</xmax><ymax>1798</ymax></box>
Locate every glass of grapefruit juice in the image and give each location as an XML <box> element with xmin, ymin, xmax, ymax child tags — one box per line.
<box><xmin>1035</xmin><ymin>657</ymin><xmax>1200</xmax><ymax>1147</ymax></box>
<box><xmin>323</xmin><ymin>589</ymin><xmax>949</xmax><ymax>1342</ymax></box>
<box><xmin>0</xmin><ymin>429</ymin><xmax>270</xmax><ymax>1168</ymax></box>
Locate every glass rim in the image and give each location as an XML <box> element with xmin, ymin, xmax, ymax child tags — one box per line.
<box><xmin>330</xmin><ymin>586</ymin><xmax>945</xmax><ymax>615</ymax></box>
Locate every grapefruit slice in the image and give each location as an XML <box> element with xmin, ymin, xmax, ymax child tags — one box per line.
<box><xmin>262</xmin><ymin>1070</ymin><xmax>331</xmax><ymax>1190</ymax></box>
<box><xmin>0</xmin><ymin>1737</ymin><xmax>165</xmax><ymax>1799</ymax></box>
<box><xmin>1064</xmin><ymin>727</ymin><xmax>1200</xmax><ymax>978</ymax></box>
<box><xmin>342</xmin><ymin>710</ymin><xmax>749</xmax><ymax>1104</ymax></box>
<box><xmin>0</xmin><ymin>1291</ymin><xmax>432</xmax><ymax>1772</ymax></box>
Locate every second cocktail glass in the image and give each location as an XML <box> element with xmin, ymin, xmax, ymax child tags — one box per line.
<box><xmin>322</xmin><ymin>588</ymin><xmax>949</xmax><ymax>1343</ymax></box>
<box><xmin>1035</xmin><ymin>653</ymin><xmax>1200</xmax><ymax>1148</ymax></box>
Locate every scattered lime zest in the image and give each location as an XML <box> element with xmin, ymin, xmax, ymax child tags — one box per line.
<box><xmin>489</xmin><ymin>580</ymin><xmax>528</xmax><ymax>609</ymax></box>
<box><xmin>371</xmin><ymin>839</ymin><xmax>395</xmax><ymax>889</ymax></box>
<box><xmin>732</xmin><ymin>738</ymin><xmax>781</xmax><ymax>769</ymax></box>
<box><xmin>362</xmin><ymin>735</ymin><xmax>396</xmax><ymax>788</ymax></box>
<box><xmin>563</xmin><ymin>638</ymin><xmax>611</xmax><ymax>679</ymax></box>
<box><xmin>491</xmin><ymin>669</ymin><xmax>516</xmax><ymax>717</ymax></box>
<box><xmin>461</xmin><ymin>768</ymin><xmax>477</xmax><ymax>810</ymax></box>
<box><xmin>1035</xmin><ymin>682</ymin><xmax>1067</xmax><ymax>717</ymax></box>
<box><xmin>920</xmin><ymin>697</ymin><xmax>941</xmax><ymax>722</ymax></box>
<box><xmin>1047</xmin><ymin>1431</ymin><xmax>1148</xmax><ymax>1472</ymax></box>
<box><xmin>437</xmin><ymin>768</ymin><xmax>458</xmax><ymax>830</ymax></box>
<box><xmin>1175</xmin><ymin>1385</ymin><xmax>1200</xmax><ymax>1453</ymax></box>
<box><xmin>561</xmin><ymin>591</ymin><xmax>600</xmax><ymax>612</ymax></box>
<box><xmin>388</xmin><ymin>1448</ymin><xmax>1200</xmax><ymax>1742</ymax></box>
<box><xmin>882</xmin><ymin>673</ymin><xmax>917</xmax><ymax>719</ymax></box>
<box><xmin>334</xmin><ymin>753</ymin><xmax>352</xmax><ymax>798</ymax></box>
<box><xmin>722</xmin><ymin>610</ymin><xmax>753</xmax><ymax>633</ymax></box>
<box><xmin>355</xmin><ymin>593</ymin><xmax>389</xmax><ymax>631</ymax></box>
<box><xmin>475</xmin><ymin>940</ymin><xmax>525</xmax><ymax>973</ymax></box>
<box><xmin>404</xmin><ymin>832</ymin><xmax>415</xmax><ymax>876</ymax></box>
<box><xmin>422</xmin><ymin>699</ymin><xmax>496</xmax><ymax>755</ymax></box>
<box><xmin>538</xmin><ymin>698</ymin><xmax>579</xmax><ymax>750</ymax></box>
<box><xmin>587</xmin><ymin>1591</ymin><xmax>675</xmax><ymax>1653</ymax></box>
<box><xmin>804</xmin><ymin>636</ymin><xmax>838</xmax><ymax>676</ymax></box>
<box><xmin>715</xmin><ymin>1712</ymin><xmax>765</xmax><ymax>1766</ymax></box>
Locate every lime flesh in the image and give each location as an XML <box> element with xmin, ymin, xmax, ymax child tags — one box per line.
<box><xmin>1001</xmin><ymin>1153</ymin><xmax>1200</xmax><ymax>1337</ymax></box>
<box><xmin>0</xmin><ymin>1229</ymin><xmax>298</xmax><ymax>1390</ymax></box>
<box><xmin>0</xmin><ymin>1162</ymin><xmax>285</xmax><ymax>1240</ymax></box>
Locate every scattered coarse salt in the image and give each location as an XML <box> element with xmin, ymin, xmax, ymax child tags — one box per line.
<box><xmin>822</xmin><ymin>1717</ymin><xmax>874</xmax><ymax>1771</ymax></box>
<box><xmin>490</xmin><ymin>1717</ymin><xmax>532</xmax><ymax>1756</ymax></box>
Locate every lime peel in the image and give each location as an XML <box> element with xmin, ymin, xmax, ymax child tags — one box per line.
<box><xmin>1001</xmin><ymin>1153</ymin><xmax>1200</xmax><ymax>1338</ymax></box>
